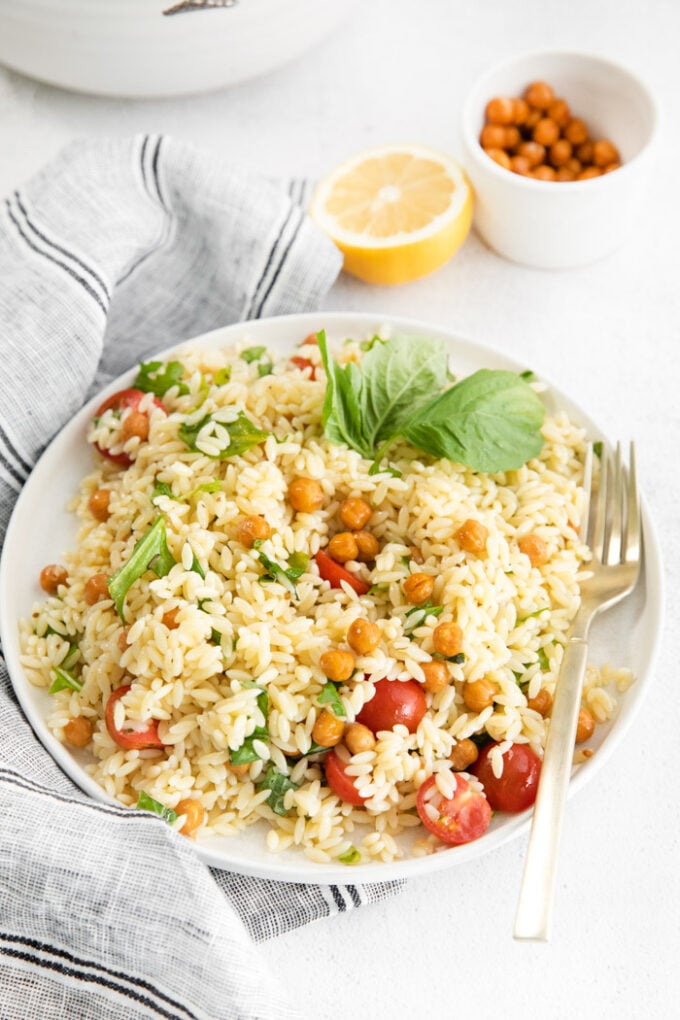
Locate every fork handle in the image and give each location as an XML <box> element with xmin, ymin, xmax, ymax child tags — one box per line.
<box><xmin>513</xmin><ymin>636</ymin><xmax>589</xmax><ymax>941</ymax></box>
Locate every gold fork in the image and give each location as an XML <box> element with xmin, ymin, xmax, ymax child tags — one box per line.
<box><xmin>514</xmin><ymin>442</ymin><xmax>642</xmax><ymax>941</ymax></box>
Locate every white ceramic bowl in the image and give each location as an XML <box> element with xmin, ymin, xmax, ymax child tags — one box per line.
<box><xmin>460</xmin><ymin>50</ymin><xmax>659</xmax><ymax>269</ymax></box>
<box><xmin>0</xmin><ymin>0</ymin><xmax>359</xmax><ymax>98</ymax></box>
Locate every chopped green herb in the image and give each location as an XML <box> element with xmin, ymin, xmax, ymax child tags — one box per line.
<box><xmin>593</xmin><ymin>441</ymin><xmax>603</xmax><ymax>458</ymax></box>
<box><xmin>338</xmin><ymin>845</ymin><xmax>361</xmax><ymax>865</ymax></box>
<box><xmin>318</xmin><ymin>331</ymin><xmax>545</xmax><ymax>473</ymax></box>
<box><xmin>517</xmin><ymin>607</ymin><xmax>549</xmax><ymax>624</ymax></box>
<box><xmin>520</xmin><ymin>369</ymin><xmax>537</xmax><ymax>383</ymax></box>
<box><xmin>187</xmin><ymin>480</ymin><xmax>222</xmax><ymax>499</ymax></box>
<box><xmin>241</xmin><ymin>345</ymin><xmax>267</xmax><ymax>363</ymax></box>
<box><xmin>134</xmin><ymin>359</ymin><xmax>189</xmax><ymax>397</ymax></box>
<box><xmin>317</xmin><ymin>681</ymin><xmax>346</xmax><ymax>719</ymax></box>
<box><xmin>230</xmin><ymin>686</ymin><xmax>269</xmax><ymax>764</ymax></box>
<box><xmin>48</xmin><ymin>666</ymin><xmax>83</xmax><ymax>695</ymax></box>
<box><xmin>213</xmin><ymin>366</ymin><xmax>232</xmax><ymax>386</ymax></box>
<box><xmin>209</xmin><ymin>628</ymin><xmax>222</xmax><ymax>645</ymax></box>
<box><xmin>189</xmin><ymin>549</ymin><xmax>205</xmax><ymax>579</ymax></box>
<box><xmin>359</xmin><ymin>335</ymin><xmax>385</xmax><ymax>353</ymax></box>
<box><xmin>257</xmin><ymin>360</ymin><xmax>274</xmax><ymax>378</ymax></box>
<box><xmin>537</xmin><ymin>647</ymin><xmax>551</xmax><ymax>671</ymax></box>
<box><xmin>151</xmin><ymin>478</ymin><xmax>176</xmax><ymax>503</ymax></box>
<box><xmin>443</xmin><ymin>652</ymin><xmax>466</xmax><ymax>665</ymax></box>
<box><xmin>108</xmin><ymin>517</ymin><xmax>176</xmax><ymax>621</ymax></box>
<box><xmin>43</xmin><ymin>627</ymin><xmax>81</xmax><ymax>672</ymax></box>
<box><xmin>179</xmin><ymin>411</ymin><xmax>269</xmax><ymax>459</ymax></box>
<box><xmin>256</xmin><ymin>763</ymin><xmax>299</xmax><ymax>816</ymax></box>
<box><xmin>404</xmin><ymin>603</ymin><xmax>444</xmax><ymax>633</ymax></box>
<box><xmin>136</xmin><ymin>791</ymin><xmax>178</xmax><ymax>825</ymax></box>
<box><xmin>256</xmin><ymin>550</ymin><xmax>309</xmax><ymax>599</ymax></box>
<box><xmin>367</xmin><ymin>583</ymin><xmax>388</xmax><ymax>596</ymax></box>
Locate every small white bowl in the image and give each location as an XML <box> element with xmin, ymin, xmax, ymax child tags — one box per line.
<box><xmin>0</xmin><ymin>0</ymin><xmax>359</xmax><ymax>98</ymax></box>
<box><xmin>460</xmin><ymin>50</ymin><xmax>659</xmax><ymax>269</ymax></box>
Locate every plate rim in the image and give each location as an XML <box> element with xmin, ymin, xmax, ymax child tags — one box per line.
<box><xmin>0</xmin><ymin>310</ymin><xmax>665</xmax><ymax>884</ymax></box>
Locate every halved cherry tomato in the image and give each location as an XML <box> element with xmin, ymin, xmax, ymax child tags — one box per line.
<box><xmin>300</xmin><ymin>332</ymin><xmax>319</xmax><ymax>346</ymax></box>
<box><xmin>470</xmin><ymin>741</ymin><xmax>541</xmax><ymax>812</ymax></box>
<box><xmin>290</xmin><ymin>356</ymin><xmax>317</xmax><ymax>379</ymax></box>
<box><xmin>416</xmin><ymin>774</ymin><xmax>492</xmax><ymax>846</ymax></box>
<box><xmin>356</xmin><ymin>678</ymin><xmax>427</xmax><ymax>734</ymax></box>
<box><xmin>105</xmin><ymin>684</ymin><xmax>165</xmax><ymax>750</ymax></box>
<box><xmin>314</xmin><ymin>549</ymin><xmax>369</xmax><ymax>596</ymax></box>
<box><xmin>324</xmin><ymin>749</ymin><xmax>368</xmax><ymax>806</ymax></box>
<box><xmin>93</xmin><ymin>388</ymin><xmax>166</xmax><ymax>466</ymax></box>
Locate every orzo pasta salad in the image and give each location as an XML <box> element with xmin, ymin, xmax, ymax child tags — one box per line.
<box><xmin>19</xmin><ymin>328</ymin><xmax>633</xmax><ymax>865</ymax></box>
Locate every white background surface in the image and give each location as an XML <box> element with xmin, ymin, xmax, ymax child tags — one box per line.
<box><xmin>1</xmin><ymin>1</ymin><xmax>678</xmax><ymax>1018</ymax></box>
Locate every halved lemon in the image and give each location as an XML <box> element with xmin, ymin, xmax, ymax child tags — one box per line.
<box><xmin>310</xmin><ymin>143</ymin><xmax>473</xmax><ymax>285</ymax></box>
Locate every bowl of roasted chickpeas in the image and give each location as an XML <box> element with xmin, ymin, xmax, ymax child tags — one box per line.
<box><xmin>460</xmin><ymin>50</ymin><xmax>658</xmax><ymax>268</ymax></box>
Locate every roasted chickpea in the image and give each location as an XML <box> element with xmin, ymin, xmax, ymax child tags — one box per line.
<box><xmin>519</xmin><ymin>533</ymin><xmax>549</xmax><ymax>566</ymax></box>
<box><xmin>524</xmin><ymin>80</ymin><xmax>555</xmax><ymax>111</ymax></box>
<box><xmin>39</xmin><ymin>564</ymin><xmax>68</xmax><ymax>595</ymax></box>
<box><xmin>532</xmin><ymin>164</ymin><xmax>557</xmax><ymax>181</ymax></box>
<box><xmin>532</xmin><ymin>117</ymin><xmax>560</xmax><ymax>147</ymax></box>
<box><xmin>547</xmin><ymin>97</ymin><xmax>571</xmax><ymax>128</ymax></box>
<box><xmin>84</xmin><ymin>572</ymin><xmax>109</xmax><ymax>605</ymax></box>
<box><xmin>288</xmin><ymin>477</ymin><xmax>324</xmax><ymax>513</ymax></box>
<box><xmin>117</xmin><ymin>627</ymin><xmax>130</xmax><ymax>653</ymax></box>
<box><xmin>120</xmin><ymin>411</ymin><xmax>149</xmax><ymax>442</ymax></box>
<box><xmin>564</xmin><ymin>117</ymin><xmax>589</xmax><ymax>146</ymax></box>
<box><xmin>175</xmin><ymin>798</ymin><xmax>205</xmax><ymax>837</ymax></box>
<box><xmin>403</xmin><ymin>572</ymin><xmax>435</xmax><ymax>605</ymax></box>
<box><xmin>432</xmin><ymin>622</ymin><xmax>464</xmax><ymax>658</ymax></box>
<box><xmin>88</xmin><ymin>488</ymin><xmax>111</xmax><ymax>522</ymax></box>
<box><xmin>352</xmin><ymin>530</ymin><xmax>380</xmax><ymax>562</ymax></box>
<box><xmin>463</xmin><ymin>677</ymin><xmax>497</xmax><ymax>713</ymax></box>
<box><xmin>510</xmin><ymin>155</ymin><xmax>533</xmax><ymax>176</ymax></box>
<box><xmin>603</xmin><ymin>162</ymin><xmax>621</xmax><ymax>174</ymax></box>
<box><xmin>408</xmin><ymin>545</ymin><xmax>425</xmax><ymax>565</ymax></box>
<box><xmin>237</xmin><ymin>515</ymin><xmax>271</xmax><ymax>547</ymax></box>
<box><xmin>576</xmin><ymin>140</ymin><xmax>594</xmax><ymax>165</ymax></box>
<box><xmin>549</xmin><ymin>138</ymin><xmax>573</xmax><ymax>167</ymax></box>
<box><xmin>556</xmin><ymin>167</ymin><xmax>576</xmax><ymax>182</ymax></box>
<box><xmin>456</xmin><ymin>519</ymin><xmax>488</xmax><ymax>556</ymax></box>
<box><xmin>449</xmin><ymin>738</ymin><xmax>479</xmax><ymax>771</ymax></box>
<box><xmin>528</xmin><ymin>688</ymin><xmax>553</xmax><ymax>717</ymax></box>
<box><xmin>503</xmin><ymin>125</ymin><xmax>521</xmax><ymax>149</ymax></box>
<box><xmin>312</xmin><ymin>709</ymin><xmax>344</xmax><ymax>748</ymax></box>
<box><xmin>63</xmin><ymin>716</ymin><xmax>93</xmax><ymax>748</ymax></box>
<box><xmin>480</xmin><ymin>123</ymin><xmax>507</xmax><ymax>149</ymax></box>
<box><xmin>576</xmin><ymin>707</ymin><xmax>595</xmax><ymax>744</ymax></box>
<box><xmin>228</xmin><ymin>761</ymin><xmax>251</xmax><ymax>777</ymax></box>
<box><xmin>320</xmin><ymin>649</ymin><xmax>355</xmax><ymax>682</ymax></box>
<box><xmin>565</xmin><ymin>157</ymin><xmax>583</xmax><ymax>176</ymax></box>
<box><xmin>485</xmin><ymin>96</ymin><xmax>515</xmax><ymax>125</ymax></box>
<box><xmin>421</xmin><ymin>660</ymin><xmax>449</xmax><ymax>694</ymax></box>
<box><xmin>592</xmin><ymin>138</ymin><xmax>620</xmax><ymax>167</ymax></box>
<box><xmin>344</xmin><ymin>722</ymin><xmax>376</xmax><ymax>755</ymax></box>
<box><xmin>484</xmin><ymin>147</ymin><xmax>512</xmax><ymax>170</ymax></box>
<box><xmin>347</xmin><ymin>618</ymin><xmax>381</xmax><ymax>655</ymax></box>
<box><xmin>328</xmin><ymin>532</ymin><xmax>359</xmax><ymax>563</ymax></box>
<box><xmin>338</xmin><ymin>497</ymin><xmax>372</xmax><ymax>531</ymax></box>
<box><xmin>516</xmin><ymin>140</ymin><xmax>546</xmax><ymax>167</ymax></box>
<box><xmin>512</xmin><ymin>97</ymin><xmax>530</xmax><ymax>125</ymax></box>
<box><xmin>162</xmin><ymin>607</ymin><xmax>180</xmax><ymax>630</ymax></box>
<box><xmin>577</xmin><ymin>166</ymin><xmax>602</xmax><ymax>180</ymax></box>
<box><xmin>524</xmin><ymin>107</ymin><xmax>543</xmax><ymax>131</ymax></box>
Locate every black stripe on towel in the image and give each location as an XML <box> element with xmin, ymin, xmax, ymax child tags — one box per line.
<box><xmin>245</xmin><ymin>202</ymin><xmax>298</xmax><ymax>319</ymax></box>
<box><xmin>4</xmin><ymin>200</ymin><xmax>108</xmax><ymax>316</ymax></box>
<box><xmin>253</xmin><ymin>205</ymin><xmax>304</xmax><ymax>319</ymax></box>
<box><xmin>329</xmin><ymin>885</ymin><xmax>347</xmax><ymax>911</ymax></box>
<box><xmin>0</xmin><ymin>420</ymin><xmax>33</xmax><ymax>477</ymax></box>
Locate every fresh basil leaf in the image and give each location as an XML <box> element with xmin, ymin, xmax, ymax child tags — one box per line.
<box><xmin>179</xmin><ymin>411</ymin><xmax>269</xmax><ymax>459</ymax></box>
<box><xmin>317</xmin><ymin>681</ymin><xmax>346</xmax><ymax>719</ymax></box>
<box><xmin>61</xmin><ymin>640</ymin><xmax>81</xmax><ymax>672</ymax></box>
<box><xmin>151</xmin><ymin>478</ymin><xmax>177</xmax><ymax>503</ymax></box>
<box><xmin>241</xmin><ymin>345</ymin><xmax>267</xmax><ymax>363</ymax></box>
<box><xmin>338</xmin><ymin>845</ymin><xmax>361</xmax><ymax>865</ymax></box>
<box><xmin>230</xmin><ymin>686</ymin><xmax>269</xmax><ymax>764</ymax></box>
<box><xmin>404</xmin><ymin>603</ymin><xmax>444</xmax><ymax>633</ymax></box>
<box><xmin>214</xmin><ymin>366</ymin><xmax>232</xmax><ymax>386</ymax></box>
<box><xmin>257</xmin><ymin>360</ymin><xmax>274</xmax><ymax>378</ymax></box>
<box><xmin>48</xmin><ymin>666</ymin><xmax>83</xmax><ymax>695</ymax></box>
<box><xmin>318</xmin><ymin>331</ymin><xmax>370</xmax><ymax>456</ymax></box>
<box><xmin>256</xmin><ymin>550</ymin><xmax>308</xmax><ymax>599</ymax></box>
<box><xmin>108</xmin><ymin>517</ymin><xmax>176</xmax><ymax>620</ymax></box>
<box><xmin>134</xmin><ymin>360</ymin><xmax>189</xmax><ymax>397</ymax></box>
<box><xmin>402</xmin><ymin>369</ymin><xmax>545</xmax><ymax>472</ymax></box>
<box><xmin>137</xmin><ymin>791</ymin><xmax>178</xmax><ymax>825</ymax></box>
<box><xmin>256</xmin><ymin>764</ymin><xmax>299</xmax><ymax>816</ymax></box>
<box><xmin>359</xmin><ymin>336</ymin><xmax>385</xmax><ymax>353</ymax></box>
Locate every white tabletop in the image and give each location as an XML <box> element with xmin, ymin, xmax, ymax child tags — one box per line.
<box><xmin>1</xmin><ymin>1</ymin><xmax>678</xmax><ymax>1018</ymax></box>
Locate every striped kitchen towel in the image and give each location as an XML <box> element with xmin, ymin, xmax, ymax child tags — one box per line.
<box><xmin>0</xmin><ymin>136</ymin><xmax>401</xmax><ymax>1020</ymax></box>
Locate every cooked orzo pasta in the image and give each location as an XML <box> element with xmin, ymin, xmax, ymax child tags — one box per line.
<box><xmin>19</xmin><ymin>329</ymin><xmax>633</xmax><ymax>865</ymax></box>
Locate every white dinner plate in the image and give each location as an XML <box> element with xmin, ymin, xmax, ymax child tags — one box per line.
<box><xmin>0</xmin><ymin>312</ymin><xmax>663</xmax><ymax>884</ymax></box>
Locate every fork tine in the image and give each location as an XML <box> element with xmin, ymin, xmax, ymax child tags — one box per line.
<box><xmin>589</xmin><ymin>444</ymin><xmax>609</xmax><ymax>555</ymax></box>
<box><xmin>625</xmin><ymin>442</ymin><xmax>641</xmax><ymax>564</ymax></box>
<box><xmin>579</xmin><ymin>443</ymin><xmax>593</xmax><ymax>544</ymax></box>
<box><xmin>607</xmin><ymin>443</ymin><xmax>624</xmax><ymax>565</ymax></box>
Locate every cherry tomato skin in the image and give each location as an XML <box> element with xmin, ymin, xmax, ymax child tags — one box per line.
<box><xmin>105</xmin><ymin>685</ymin><xmax>165</xmax><ymax>750</ymax></box>
<box><xmin>93</xmin><ymin>388</ymin><xmax>166</xmax><ymax>466</ymax></box>
<box><xmin>290</xmin><ymin>356</ymin><xmax>317</xmax><ymax>379</ymax></box>
<box><xmin>416</xmin><ymin>774</ymin><xmax>492</xmax><ymax>846</ymax></box>
<box><xmin>470</xmin><ymin>742</ymin><xmax>542</xmax><ymax>812</ymax></box>
<box><xmin>356</xmin><ymin>678</ymin><xmax>427</xmax><ymax>735</ymax></box>
<box><xmin>314</xmin><ymin>550</ymin><xmax>369</xmax><ymax>596</ymax></box>
<box><xmin>324</xmin><ymin>749</ymin><xmax>367</xmax><ymax>806</ymax></box>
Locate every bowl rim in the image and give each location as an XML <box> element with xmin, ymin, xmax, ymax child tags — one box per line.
<box><xmin>460</xmin><ymin>47</ymin><xmax>660</xmax><ymax>192</ymax></box>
